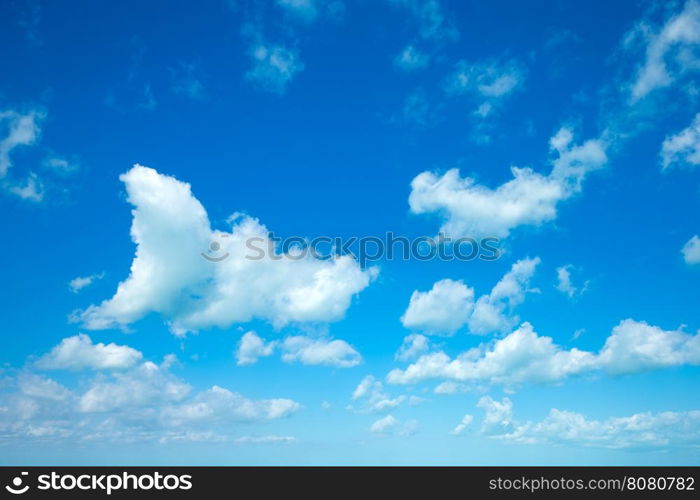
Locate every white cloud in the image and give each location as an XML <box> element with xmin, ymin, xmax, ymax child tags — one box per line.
<box><xmin>75</xmin><ymin>165</ymin><xmax>376</xmax><ymax>334</ymax></box>
<box><xmin>281</xmin><ymin>335</ymin><xmax>361</xmax><ymax>367</ymax></box>
<box><xmin>408</xmin><ymin>128</ymin><xmax>607</xmax><ymax>239</ymax></box>
<box><xmin>555</xmin><ymin>265</ymin><xmax>588</xmax><ymax>299</ymax></box>
<box><xmin>234</xmin><ymin>435</ymin><xmax>297</xmax><ymax>444</ymax></box>
<box><xmin>235</xmin><ymin>330</ymin><xmax>361</xmax><ymax>368</ymax></box>
<box><xmin>661</xmin><ymin>113</ymin><xmax>700</xmax><ymax>169</ymax></box>
<box><xmin>630</xmin><ymin>0</ymin><xmax>700</xmax><ymax>102</ymax></box>
<box><xmin>395</xmin><ymin>333</ymin><xmax>430</xmax><ymax>361</ymax></box>
<box><xmin>351</xmin><ymin>375</ymin><xmax>405</xmax><ymax>412</ymax></box>
<box><xmin>6</xmin><ymin>171</ymin><xmax>44</xmax><ymax>201</ymax></box>
<box><xmin>246</xmin><ymin>43</ymin><xmax>304</xmax><ymax>94</ymax></box>
<box><xmin>389</xmin><ymin>0</ymin><xmax>458</xmax><ymax>41</ymax></box>
<box><xmin>0</xmin><ymin>109</ymin><xmax>42</xmax><ymax>177</ymax></box>
<box><xmin>445</xmin><ymin>58</ymin><xmax>525</xmax><ymax>117</ymax></box>
<box><xmin>400</xmin><ymin>258</ymin><xmax>539</xmax><ymax>336</ymax></box>
<box><xmin>478</xmin><ymin>398</ymin><xmax>700</xmax><ymax>449</ymax></box>
<box><xmin>68</xmin><ymin>272</ymin><xmax>104</xmax><ymax>293</ymax></box>
<box><xmin>236</xmin><ymin>331</ymin><xmax>277</xmax><ymax>366</ymax></box>
<box><xmin>0</xmin><ymin>346</ymin><xmax>301</xmax><ymax>444</ymax></box>
<box><xmin>387</xmin><ymin>319</ymin><xmax>700</xmax><ymax>389</ymax></box>
<box><xmin>394</xmin><ymin>45</ymin><xmax>430</xmax><ymax>71</ymax></box>
<box><xmin>43</xmin><ymin>155</ymin><xmax>79</xmax><ymax>174</ymax></box>
<box><xmin>401</xmin><ymin>279</ymin><xmax>474</xmax><ymax>335</ymax></box>
<box><xmin>477</xmin><ymin>396</ymin><xmax>515</xmax><ymax>434</ymax></box>
<box><xmin>276</xmin><ymin>0</ymin><xmax>319</xmax><ymax>22</ymax></box>
<box><xmin>682</xmin><ymin>235</ymin><xmax>700</xmax><ymax>264</ymax></box>
<box><xmin>36</xmin><ymin>334</ymin><xmax>143</xmax><ymax>371</ymax></box>
<box><xmin>450</xmin><ymin>413</ymin><xmax>473</xmax><ymax>435</ymax></box>
<box><xmin>370</xmin><ymin>414</ymin><xmax>398</xmax><ymax>433</ymax></box>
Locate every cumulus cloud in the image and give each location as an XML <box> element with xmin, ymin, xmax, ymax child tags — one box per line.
<box><xmin>370</xmin><ymin>414</ymin><xmax>398</xmax><ymax>433</ymax></box>
<box><xmin>555</xmin><ymin>265</ymin><xmax>588</xmax><ymax>299</ymax></box>
<box><xmin>401</xmin><ymin>279</ymin><xmax>474</xmax><ymax>335</ymax></box>
<box><xmin>477</xmin><ymin>397</ymin><xmax>700</xmax><ymax>449</ymax></box>
<box><xmin>446</xmin><ymin>58</ymin><xmax>524</xmax><ymax>100</ymax></box>
<box><xmin>351</xmin><ymin>375</ymin><xmax>405</xmax><ymax>413</ymax></box>
<box><xmin>629</xmin><ymin>0</ymin><xmax>700</xmax><ymax>102</ymax></box>
<box><xmin>408</xmin><ymin>128</ymin><xmax>607</xmax><ymax>239</ymax></box>
<box><xmin>281</xmin><ymin>335</ymin><xmax>361</xmax><ymax>367</ymax></box>
<box><xmin>74</xmin><ymin>165</ymin><xmax>375</xmax><ymax>335</ymax></box>
<box><xmin>0</xmin><ymin>346</ymin><xmax>300</xmax><ymax>444</ymax></box>
<box><xmin>395</xmin><ymin>333</ymin><xmax>430</xmax><ymax>361</ymax></box>
<box><xmin>387</xmin><ymin>319</ymin><xmax>700</xmax><ymax>389</ymax></box>
<box><xmin>682</xmin><ymin>235</ymin><xmax>700</xmax><ymax>264</ymax></box>
<box><xmin>236</xmin><ymin>331</ymin><xmax>277</xmax><ymax>366</ymax></box>
<box><xmin>246</xmin><ymin>43</ymin><xmax>304</xmax><ymax>94</ymax></box>
<box><xmin>450</xmin><ymin>413</ymin><xmax>473</xmax><ymax>435</ymax></box>
<box><xmin>36</xmin><ymin>334</ymin><xmax>142</xmax><ymax>371</ymax></box>
<box><xmin>235</xmin><ymin>330</ymin><xmax>361</xmax><ymax>367</ymax></box>
<box><xmin>400</xmin><ymin>258</ymin><xmax>539</xmax><ymax>336</ymax></box>
<box><xmin>661</xmin><ymin>113</ymin><xmax>700</xmax><ymax>169</ymax></box>
<box><xmin>68</xmin><ymin>272</ymin><xmax>105</xmax><ymax>293</ymax></box>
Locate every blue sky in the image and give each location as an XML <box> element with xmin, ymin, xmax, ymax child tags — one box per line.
<box><xmin>1</xmin><ymin>0</ymin><xmax>700</xmax><ymax>465</ymax></box>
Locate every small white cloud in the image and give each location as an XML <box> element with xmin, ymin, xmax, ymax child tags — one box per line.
<box><xmin>661</xmin><ymin>113</ymin><xmax>700</xmax><ymax>169</ymax></box>
<box><xmin>6</xmin><ymin>171</ymin><xmax>44</xmax><ymax>202</ymax></box>
<box><xmin>401</xmin><ymin>279</ymin><xmax>474</xmax><ymax>335</ymax></box>
<box><xmin>682</xmin><ymin>235</ymin><xmax>700</xmax><ymax>264</ymax></box>
<box><xmin>69</xmin><ymin>272</ymin><xmax>104</xmax><ymax>294</ymax></box>
<box><xmin>43</xmin><ymin>155</ymin><xmax>79</xmax><ymax>174</ymax></box>
<box><xmin>281</xmin><ymin>335</ymin><xmax>361</xmax><ymax>367</ymax></box>
<box><xmin>394</xmin><ymin>45</ymin><xmax>430</xmax><ymax>71</ymax></box>
<box><xmin>234</xmin><ymin>435</ymin><xmax>297</xmax><ymax>444</ymax></box>
<box><xmin>246</xmin><ymin>43</ymin><xmax>304</xmax><ymax>94</ymax></box>
<box><xmin>0</xmin><ymin>109</ymin><xmax>43</xmax><ymax>177</ymax></box>
<box><xmin>555</xmin><ymin>265</ymin><xmax>588</xmax><ymax>299</ymax></box>
<box><xmin>351</xmin><ymin>375</ymin><xmax>405</xmax><ymax>412</ymax></box>
<box><xmin>36</xmin><ymin>334</ymin><xmax>143</xmax><ymax>371</ymax></box>
<box><xmin>370</xmin><ymin>414</ymin><xmax>398</xmax><ymax>433</ymax></box>
<box><xmin>395</xmin><ymin>333</ymin><xmax>430</xmax><ymax>361</ymax></box>
<box><xmin>236</xmin><ymin>331</ymin><xmax>277</xmax><ymax>366</ymax></box>
<box><xmin>450</xmin><ymin>413</ymin><xmax>474</xmax><ymax>435</ymax></box>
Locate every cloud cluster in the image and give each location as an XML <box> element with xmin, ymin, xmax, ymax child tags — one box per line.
<box><xmin>387</xmin><ymin>319</ymin><xmax>700</xmax><ymax>389</ymax></box>
<box><xmin>409</xmin><ymin>128</ymin><xmax>607</xmax><ymax>239</ymax></box>
<box><xmin>477</xmin><ymin>396</ymin><xmax>700</xmax><ymax>450</ymax></box>
<box><xmin>246</xmin><ymin>43</ymin><xmax>304</xmax><ymax>94</ymax></box>
<box><xmin>75</xmin><ymin>165</ymin><xmax>376</xmax><ymax>335</ymax></box>
<box><xmin>401</xmin><ymin>258</ymin><xmax>540</xmax><ymax>336</ymax></box>
<box><xmin>0</xmin><ymin>336</ymin><xmax>300</xmax><ymax>444</ymax></box>
<box><xmin>555</xmin><ymin>265</ymin><xmax>588</xmax><ymax>299</ymax></box>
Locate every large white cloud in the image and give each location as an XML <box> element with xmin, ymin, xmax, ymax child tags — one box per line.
<box><xmin>400</xmin><ymin>258</ymin><xmax>539</xmax><ymax>336</ymax></box>
<box><xmin>408</xmin><ymin>128</ymin><xmax>606</xmax><ymax>239</ymax></box>
<box><xmin>477</xmin><ymin>397</ymin><xmax>700</xmax><ymax>450</ymax></box>
<box><xmin>661</xmin><ymin>113</ymin><xmax>700</xmax><ymax>169</ymax></box>
<box><xmin>629</xmin><ymin>0</ymin><xmax>700</xmax><ymax>102</ymax></box>
<box><xmin>75</xmin><ymin>165</ymin><xmax>376</xmax><ymax>335</ymax></box>
<box><xmin>36</xmin><ymin>334</ymin><xmax>143</xmax><ymax>371</ymax></box>
<box><xmin>387</xmin><ymin>319</ymin><xmax>700</xmax><ymax>389</ymax></box>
